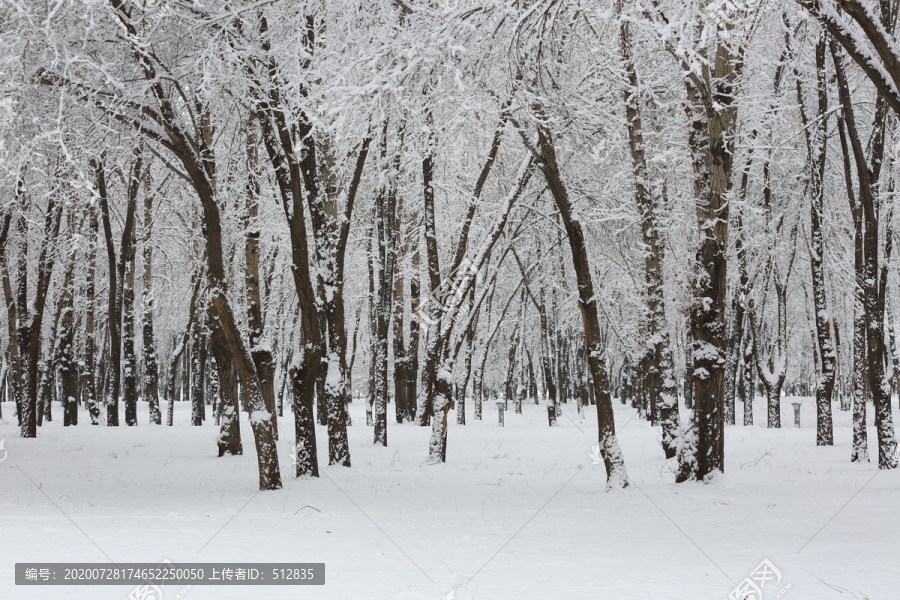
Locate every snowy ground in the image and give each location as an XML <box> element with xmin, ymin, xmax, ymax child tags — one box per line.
<box><xmin>1</xmin><ymin>395</ymin><xmax>898</xmax><ymax>600</ymax></box>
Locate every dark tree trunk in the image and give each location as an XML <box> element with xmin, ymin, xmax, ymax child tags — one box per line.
<box><xmin>58</xmin><ymin>258</ymin><xmax>78</xmax><ymax>427</ymax></box>
<box><xmin>407</xmin><ymin>247</ymin><xmax>421</xmax><ymax>421</ymax></box>
<box><xmin>211</xmin><ymin>323</ymin><xmax>242</xmax><ymax>457</ymax></box>
<box><xmin>99</xmin><ymin>11</ymin><xmax>284</xmax><ymax>488</ymax></box>
<box><xmin>21</xmin><ymin>180</ymin><xmax>64</xmax><ymax>438</ymax></box>
<box><xmin>141</xmin><ymin>184</ymin><xmax>160</xmax><ymax>425</ymax></box>
<box><xmin>94</xmin><ymin>159</ymin><xmax>121</xmax><ymax>427</ymax></box>
<box><xmin>244</xmin><ymin>120</ymin><xmax>277</xmax><ymax>435</ymax></box>
<box><xmin>291</xmin><ymin>352</ymin><xmax>319</xmax><ymax>477</ymax></box>
<box><xmin>1</xmin><ymin>208</ymin><xmax>24</xmax><ymax>430</ymax></box>
<box><xmin>683</xmin><ymin>328</ymin><xmax>693</xmax><ymax>410</ymax></box>
<box><xmin>373</xmin><ymin>124</ymin><xmax>400</xmax><ymax>446</ymax></box>
<box><xmin>456</xmin><ymin>288</ymin><xmax>476</xmax><ymax>425</ymax></box>
<box><xmin>190</xmin><ymin>316</ymin><xmax>205</xmax><ymax>427</ymax></box>
<box><xmin>800</xmin><ymin>34</ymin><xmax>835</xmax><ymax>446</ymax></box>
<box><xmin>533</xmin><ymin>117</ymin><xmax>628</xmax><ymax>487</ymax></box>
<box><xmin>832</xmin><ymin>41</ymin><xmax>896</xmax><ymax>467</ymax></box>
<box><xmin>366</xmin><ymin>227</ymin><xmax>377</xmax><ymax>427</ymax></box>
<box><xmin>122</xmin><ymin>185</ymin><xmax>139</xmax><ymax>427</ymax></box>
<box><xmin>393</xmin><ymin>278</ymin><xmax>408</xmax><ymax>424</ymax></box>
<box><xmin>677</xmin><ymin>34</ymin><xmax>739</xmax><ymax>482</ymax></box>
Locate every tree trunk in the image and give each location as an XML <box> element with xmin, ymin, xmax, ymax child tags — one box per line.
<box><xmin>21</xmin><ymin>180</ymin><xmax>64</xmax><ymax>438</ymax></box>
<box><xmin>373</xmin><ymin>128</ymin><xmax>398</xmax><ymax>447</ymax></box>
<box><xmin>366</xmin><ymin>226</ymin><xmax>377</xmax><ymax>427</ymax></box>
<box><xmin>122</xmin><ymin>197</ymin><xmax>138</xmax><ymax>427</ymax></box>
<box><xmin>803</xmin><ymin>33</ymin><xmax>835</xmax><ymax>446</ymax></box>
<box><xmin>57</xmin><ymin>249</ymin><xmax>78</xmax><ymax>427</ymax></box>
<box><xmin>0</xmin><ymin>209</ymin><xmax>25</xmax><ymax>431</ymax></box>
<box><xmin>832</xmin><ymin>41</ymin><xmax>896</xmax><ymax>466</ymax></box>
<box><xmin>620</xmin><ymin>12</ymin><xmax>679</xmax><ymax>455</ymax></box>
<box><xmin>407</xmin><ymin>245</ymin><xmax>421</xmax><ymax>421</ymax></box>
<box><xmin>533</xmin><ymin>118</ymin><xmax>628</xmax><ymax>487</ymax></box>
<box><xmin>94</xmin><ymin>160</ymin><xmax>121</xmax><ymax>427</ymax></box>
<box><xmin>190</xmin><ymin>315</ymin><xmax>205</xmax><ymax>426</ymax></box>
<box><xmin>677</xmin><ymin>37</ymin><xmax>738</xmax><ymax>481</ymax></box>
<box><xmin>141</xmin><ymin>184</ymin><xmax>160</xmax><ymax>425</ymax></box>
<box><xmin>211</xmin><ymin>322</ymin><xmax>242</xmax><ymax>457</ymax></box>
<box><xmin>83</xmin><ymin>206</ymin><xmax>100</xmax><ymax>425</ymax></box>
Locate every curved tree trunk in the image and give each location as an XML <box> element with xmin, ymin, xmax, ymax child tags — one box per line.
<box><xmin>533</xmin><ymin>117</ymin><xmax>628</xmax><ymax>487</ymax></box>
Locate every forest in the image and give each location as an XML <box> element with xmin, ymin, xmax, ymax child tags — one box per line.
<box><xmin>2</xmin><ymin>1</ymin><xmax>900</xmax><ymax>598</ymax></box>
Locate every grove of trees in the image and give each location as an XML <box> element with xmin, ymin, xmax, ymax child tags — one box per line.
<box><xmin>2</xmin><ymin>0</ymin><xmax>900</xmax><ymax>490</ymax></box>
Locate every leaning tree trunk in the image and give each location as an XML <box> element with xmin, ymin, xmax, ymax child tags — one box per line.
<box><xmin>534</xmin><ymin>118</ymin><xmax>628</xmax><ymax>488</ymax></box>
<box><xmin>96</xmin><ymin>9</ymin><xmax>286</xmax><ymax>486</ymax></box>
<box><xmin>456</xmin><ymin>287</ymin><xmax>476</xmax><ymax>425</ymax></box>
<box><xmin>21</xmin><ymin>184</ymin><xmax>63</xmax><ymax>438</ymax></box>
<box><xmin>425</xmin><ymin>154</ymin><xmax>534</xmax><ymax>463</ymax></box>
<box><xmin>833</xmin><ymin>43</ymin><xmax>889</xmax><ymax>465</ymax></box>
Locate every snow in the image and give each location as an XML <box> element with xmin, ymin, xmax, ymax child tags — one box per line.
<box><xmin>693</xmin><ymin>341</ymin><xmax>721</xmax><ymax>362</ymax></box>
<box><xmin>1</xmin><ymin>396</ymin><xmax>899</xmax><ymax>599</ymax></box>
<box><xmin>247</xmin><ymin>410</ymin><xmax>270</xmax><ymax>425</ymax></box>
<box><xmin>324</xmin><ymin>353</ymin><xmax>342</xmax><ymax>394</ymax></box>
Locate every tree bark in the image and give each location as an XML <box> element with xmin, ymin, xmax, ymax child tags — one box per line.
<box><xmin>21</xmin><ymin>178</ymin><xmax>64</xmax><ymax>438</ymax></box>
<box><xmin>141</xmin><ymin>181</ymin><xmax>160</xmax><ymax>425</ymax></box>
<box><xmin>619</xmin><ymin>7</ymin><xmax>679</xmax><ymax>457</ymax></box>
<box><xmin>211</xmin><ymin>320</ymin><xmax>242</xmax><ymax>457</ymax></box>
<box><xmin>832</xmin><ymin>40</ymin><xmax>897</xmax><ymax>467</ymax></box>
<box><xmin>83</xmin><ymin>206</ymin><xmax>100</xmax><ymax>424</ymax></box>
<box><xmin>58</xmin><ymin>257</ymin><xmax>78</xmax><ymax>427</ymax></box>
<box><xmin>676</xmin><ymin>32</ymin><xmax>739</xmax><ymax>481</ymax></box>
<box><xmin>94</xmin><ymin>159</ymin><xmax>121</xmax><ymax>427</ymax></box>
<box><xmin>800</xmin><ymin>33</ymin><xmax>835</xmax><ymax>445</ymax></box>
<box><xmin>532</xmin><ymin>118</ymin><xmax>628</xmax><ymax>487</ymax></box>
<box><xmin>122</xmin><ymin>164</ymin><xmax>139</xmax><ymax>427</ymax></box>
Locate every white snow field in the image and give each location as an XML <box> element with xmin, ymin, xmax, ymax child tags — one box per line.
<box><xmin>1</xmin><ymin>396</ymin><xmax>898</xmax><ymax>600</ymax></box>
